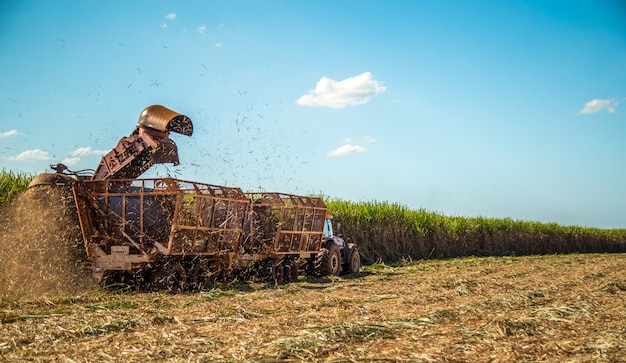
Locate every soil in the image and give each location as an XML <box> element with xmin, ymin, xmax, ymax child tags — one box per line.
<box><xmin>0</xmin><ymin>253</ymin><xmax>624</xmax><ymax>362</ymax></box>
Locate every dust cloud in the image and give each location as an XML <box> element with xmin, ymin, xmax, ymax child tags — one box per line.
<box><xmin>0</xmin><ymin>185</ymin><xmax>97</xmax><ymax>301</ymax></box>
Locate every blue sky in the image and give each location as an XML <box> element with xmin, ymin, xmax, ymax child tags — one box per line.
<box><xmin>1</xmin><ymin>0</ymin><xmax>625</xmax><ymax>228</ymax></box>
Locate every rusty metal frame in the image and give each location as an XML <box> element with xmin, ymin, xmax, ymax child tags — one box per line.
<box><xmin>74</xmin><ymin>177</ymin><xmax>330</xmax><ymax>277</ymax></box>
<box><xmin>74</xmin><ymin>178</ymin><xmax>250</xmax><ymax>269</ymax></box>
<box><xmin>247</xmin><ymin>192</ymin><xmax>327</xmax><ymax>257</ymax></box>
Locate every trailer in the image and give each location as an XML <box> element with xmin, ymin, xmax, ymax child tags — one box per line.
<box><xmin>29</xmin><ymin>105</ymin><xmax>360</xmax><ymax>291</ymax></box>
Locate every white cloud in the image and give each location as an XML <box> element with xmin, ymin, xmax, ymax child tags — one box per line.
<box><xmin>68</xmin><ymin>146</ymin><xmax>108</xmax><ymax>157</ymax></box>
<box><xmin>578</xmin><ymin>98</ymin><xmax>618</xmax><ymax>114</ymax></box>
<box><xmin>165</xmin><ymin>13</ymin><xmax>176</xmax><ymax>20</ymax></box>
<box><xmin>197</xmin><ymin>25</ymin><xmax>207</xmax><ymax>35</ymax></box>
<box><xmin>297</xmin><ymin>72</ymin><xmax>386</xmax><ymax>109</ymax></box>
<box><xmin>214</xmin><ymin>42</ymin><xmax>222</xmax><ymax>47</ymax></box>
<box><xmin>8</xmin><ymin>149</ymin><xmax>53</xmax><ymax>162</ymax></box>
<box><xmin>161</xmin><ymin>23</ymin><xmax>168</xmax><ymax>29</ymax></box>
<box><xmin>61</xmin><ymin>157</ymin><xmax>80</xmax><ymax>166</ymax></box>
<box><xmin>327</xmin><ymin>144</ymin><xmax>367</xmax><ymax>157</ymax></box>
<box><xmin>0</xmin><ymin>129</ymin><xmax>18</xmax><ymax>138</ymax></box>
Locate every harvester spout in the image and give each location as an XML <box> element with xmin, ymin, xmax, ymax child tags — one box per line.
<box><xmin>138</xmin><ymin>104</ymin><xmax>193</xmax><ymax>136</ymax></box>
<box><xmin>90</xmin><ymin>105</ymin><xmax>193</xmax><ymax>181</ymax></box>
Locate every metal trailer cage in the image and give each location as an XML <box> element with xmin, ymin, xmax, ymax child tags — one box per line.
<box><xmin>245</xmin><ymin>192</ymin><xmax>327</xmax><ymax>258</ymax></box>
<box><xmin>73</xmin><ymin>178</ymin><xmax>249</xmax><ymax>278</ymax></box>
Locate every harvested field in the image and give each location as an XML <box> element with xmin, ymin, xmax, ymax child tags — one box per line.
<box><xmin>1</xmin><ymin>254</ymin><xmax>624</xmax><ymax>362</ymax></box>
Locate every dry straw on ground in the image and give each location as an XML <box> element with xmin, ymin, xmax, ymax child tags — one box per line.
<box><xmin>1</xmin><ymin>254</ymin><xmax>625</xmax><ymax>362</ymax></box>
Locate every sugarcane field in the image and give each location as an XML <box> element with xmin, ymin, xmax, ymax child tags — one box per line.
<box><xmin>4</xmin><ymin>2</ymin><xmax>626</xmax><ymax>362</ymax></box>
<box><xmin>0</xmin><ymin>173</ymin><xmax>625</xmax><ymax>362</ymax></box>
<box><xmin>1</xmin><ymin>101</ymin><xmax>626</xmax><ymax>362</ymax></box>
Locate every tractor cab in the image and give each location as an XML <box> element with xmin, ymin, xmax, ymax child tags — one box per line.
<box><xmin>324</xmin><ymin>218</ymin><xmax>334</xmax><ymax>239</ymax></box>
<box><xmin>323</xmin><ymin>216</ymin><xmax>346</xmax><ymax>249</ymax></box>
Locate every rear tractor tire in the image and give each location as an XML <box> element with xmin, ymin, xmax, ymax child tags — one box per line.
<box><xmin>318</xmin><ymin>242</ymin><xmax>342</xmax><ymax>276</ymax></box>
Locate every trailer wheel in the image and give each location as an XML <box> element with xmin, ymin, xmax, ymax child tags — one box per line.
<box><xmin>319</xmin><ymin>242</ymin><xmax>342</xmax><ymax>276</ymax></box>
<box><xmin>101</xmin><ymin>271</ymin><xmax>133</xmax><ymax>290</ymax></box>
<box><xmin>344</xmin><ymin>246</ymin><xmax>361</xmax><ymax>274</ymax></box>
<box><xmin>272</xmin><ymin>259</ymin><xmax>284</xmax><ymax>285</ymax></box>
<box><xmin>190</xmin><ymin>260</ymin><xmax>215</xmax><ymax>291</ymax></box>
<box><xmin>284</xmin><ymin>259</ymin><xmax>299</xmax><ymax>283</ymax></box>
<box><xmin>304</xmin><ymin>256</ymin><xmax>317</xmax><ymax>277</ymax></box>
<box><xmin>168</xmin><ymin>263</ymin><xmax>187</xmax><ymax>292</ymax></box>
<box><xmin>153</xmin><ymin>262</ymin><xmax>187</xmax><ymax>293</ymax></box>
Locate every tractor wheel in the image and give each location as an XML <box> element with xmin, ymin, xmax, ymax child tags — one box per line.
<box><xmin>318</xmin><ymin>242</ymin><xmax>342</xmax><ymax>276</ymax></box>
<box><xmin>344</xmin><ymin>246</ymin><xmax>361</xmax><ymax>274</ymax></box>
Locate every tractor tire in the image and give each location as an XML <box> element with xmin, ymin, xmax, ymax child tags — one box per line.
<box><xmin>318</xmin><ymin>242</ymin><xmax>342</xmax><ymax>276</ymax></box>
<box><xmin>344</xmin><ymin>245</ymin><xmax>361</xmax><ymax>274</ymax></box>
